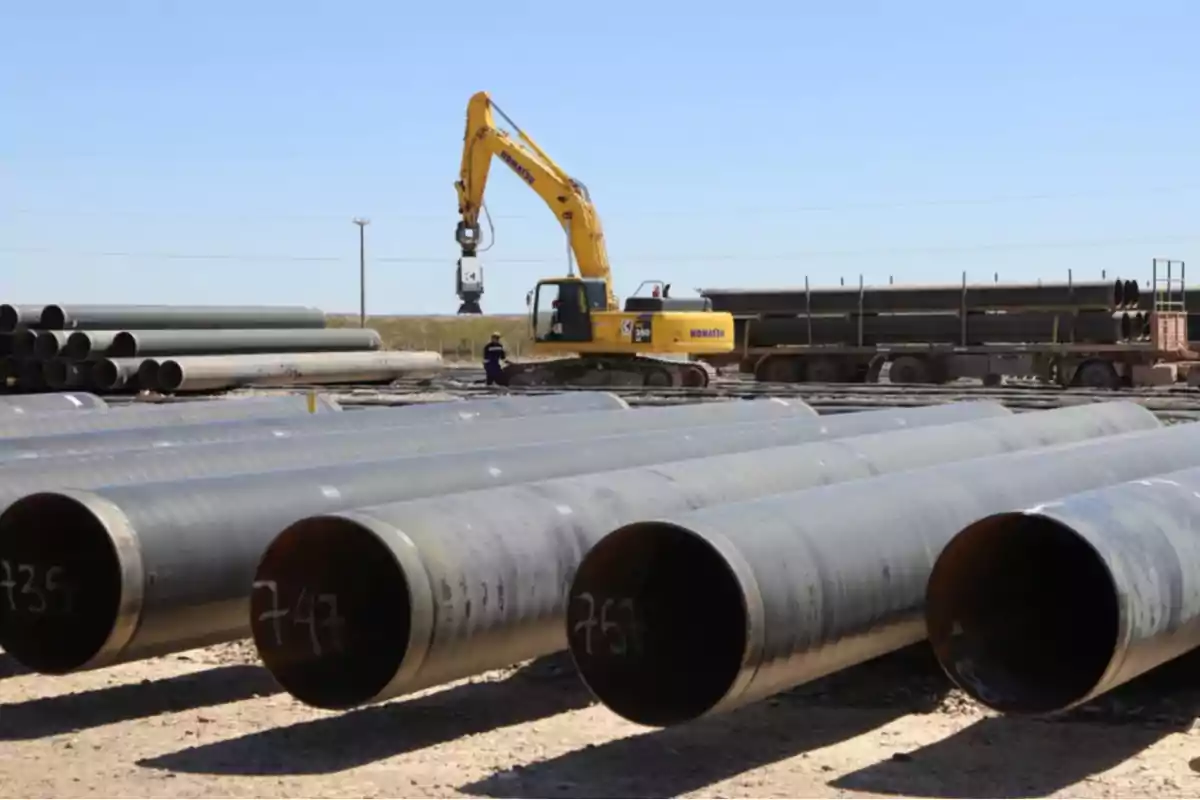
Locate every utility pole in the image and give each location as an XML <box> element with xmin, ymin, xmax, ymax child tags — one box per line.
<box><xmin>352</xmin><ymin>217</ymin><xmax>370</xmax><ymax>328</ymax></box>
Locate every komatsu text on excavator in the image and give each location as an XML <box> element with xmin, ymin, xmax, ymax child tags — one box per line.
<box><xmin>453</xmin><ymin>91</ymin><xmax>735</xmax><ymax>388</ymax></box>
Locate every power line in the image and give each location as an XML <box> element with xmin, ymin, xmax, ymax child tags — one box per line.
<box><xmin>3</xmin><ymin>233</ymin><xmax>1198</xmax><ymax>264</ymax></box>
<box><xmin>4</xmin><ymin>184</ymin><xmax>1200</xmax><ymax>221</ymax></box>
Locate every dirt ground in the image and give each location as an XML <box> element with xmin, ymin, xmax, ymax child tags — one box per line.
<box><xmin>2</xmin><ymin>642</ymin><xmax>1200</xmax><ymax>799</ymax></box>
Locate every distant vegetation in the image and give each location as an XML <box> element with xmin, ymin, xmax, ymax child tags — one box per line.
<box><xmin>327</xmin><ymin>314</ymin><xmax>532</xmax><ymax>362</ymax></box>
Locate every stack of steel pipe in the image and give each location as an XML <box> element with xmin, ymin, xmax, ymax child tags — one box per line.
<box><xmin>0</xmin><ymin>397</ymin><xmax>1007</xmax><ymax>676</ymax></box>
<box><xmin>0</xmin><ymin>302</ymin><xmax>443</xmax><ymax>394</ymax></box>
<box><xmin>560</xmin><ymin>414</ymin><xmax>1200</xmax><ymax>727</ymax></box>
<box><xmin>697</xmin><ymin>279</ymin><xmax>1159</xmax><ymax>350</ymax></box>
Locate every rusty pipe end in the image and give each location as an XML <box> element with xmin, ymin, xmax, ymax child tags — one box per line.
<box><xmin>251</xmin><ymin>510</ymin><xmax>432</xmax><ymax>710</ymax></box>
<box><xmin>566</xmin><ymin>520</ymin><xmax>750</xmax><ymax>728</ymax></box>
<box><xmin>926</xmin><ymin>511</ymin><xmax>1119</xmax><ymax>715</ymax></box>
<box><xmin>0</xmin><ymin>490</ymin><xmax>144</xmax><ymax>674</ymax></box>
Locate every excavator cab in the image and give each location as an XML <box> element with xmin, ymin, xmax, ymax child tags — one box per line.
<box><xmin>531</xmin><ymin>277</ymin><xmax>607</xmax><ymax>344</ymax></box>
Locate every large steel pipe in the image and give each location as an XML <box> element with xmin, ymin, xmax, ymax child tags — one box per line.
<box><xmin>108</xmin><ymin>328</ymin><xmax>384</xmax><ymax>358</ymax></box>
<box><xmin>0</xmin><ymin>304</ymin><xmax>44</xmax><ymax>333</ymax></box>
<box><xmin>925</xmin><ymin>465</ymin><xmax>1200</xmax><ymax>716</ymax></box>
<box><xmin>11</xmin><ymin>330</ymin><xmax>38</xmax><ymax>358</ymax></box>
<box><xmin>63</xmin><ymin>331</ymin><xmax>121</xmax><ymax>360</ymax></box>
<box><xmin>0</xmin><ymin>392</ymin><xmax>107</xmax><ymax>415</ymax></box>
<box><xmin>91</xmin><ymin>358</ymin><xmax>150</xmax><ymax>392</ymax></box>
<box><xmin>0</xmin><ymin>403</ymin><xmax>1005</xmax><ymax>675</ymax></box>
<box><xmin>0</xmin><ymin>391</ymin><xmax>646</xmax><ymax>461</ymax></box>
<box><xmin>32</xmin><ymin>331</ymin><xmax>72</xmax><ymax>359</ymax></box>
<box><xmin>248</xmin><ymin>402</ymin><xmax>1153</xmax><ymax>711</ymax></box>
<box><xmin>564</xmin><ymin>412</ymin><xmax>1200</xmax><ymax>728</ymax></box>
<box><xmin>42</xmin><ymin>359</ymin><xmax>89</xmax><ymax>390</ymax></box>
<box><xmin>0</xmin><ymin>394</ymin><xmax>341</xmax><ymax>440</ymax></box>
<box><xmin>702</xmin><ymin>280</ymin><xmax>1137</xmax><ymax>316</ymax></box>
<box><xmin>40</xmin><ymin>304</ymin><xmax>328</xmax><ymax>331</ymax></box>
<box><xmin>156</xmin><ymin>351</ymin><xmax>443</xmax><ymax>392</ymax></box>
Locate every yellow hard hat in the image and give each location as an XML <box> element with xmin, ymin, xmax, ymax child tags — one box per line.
<box><xmin>491</xmin><ymin>331</ymin><xmax>501</xmax><ymax>338</ymax></box>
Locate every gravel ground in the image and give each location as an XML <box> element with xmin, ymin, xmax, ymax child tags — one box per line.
<box><xmin>3</xmin><ymin>642</ymin><xmax>1199</xmax><ymax>798</ymax></box>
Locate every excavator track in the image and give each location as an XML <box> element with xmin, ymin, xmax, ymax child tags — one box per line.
<box><xmin>502</xmin><ymin>356</ymin><xmax>715</xmax><ymax>389</ymax></box>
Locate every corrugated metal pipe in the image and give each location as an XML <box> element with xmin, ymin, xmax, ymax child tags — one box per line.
<box><xmin>926</xmin><ymin>463</ymin><xmax>1200</xmax><ymax>715</ymax></box>
<box><xmin>0</xmin><ymin>402</ymin><xmax>999</xmax><ymax>675</ymax></box>
<box><xmin>248</xmin><ymin>402</ymin><xmax>1153</xmax><ymax>711</ymax></box>
<box><xmin>563</xmin><ymin>408</ymin><xmax>1200</xmax><ymax>728</ymax></box>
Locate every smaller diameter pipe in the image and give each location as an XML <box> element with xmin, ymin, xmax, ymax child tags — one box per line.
<box><xmin>249</xmin><ymin>401</ymin><xmax>1147</xmax><ymax>711</ymax></box>
<box><xmin>108</xmin><ymin>328</ymin><xmax>384</xmax><ymax>359</ymax></box>
<box><xmin>92</xmin><ymin>358</ymin><xmax>151</xmax><ymax>392</ymax></box>
<box><xmin>926</xmin><ymin>464</ymin><xmax>1200</xmax><ymax>715</ymax></box>
<box><xmin>0</xmin><ymin>402</ymin><xmax>1000</xmax><ymax>675</ymax></box>
<box><xmin>42</xmin><ymin>359</ymin><xmax>89</xmax><ymax>390</ymax></box>
<box><xmin>157</xmin><ymin>351</ymin><xmax>443</xmax><ymax>392</ymax></box>
<box><xmin>33</xmin><ymin>331</ymin><xmax>72</xmax><ymax>360</ymax></box>
<box><xmin>0</xmin><ymin>392</ymin><xmax>108</xmax><ymax>415</ymax></box>
<box><xmin>564</xmin><ymin>410</ymin><xmax>1200</xmax><ymax>728</ymax></box>
<box><xmin>64</xmin><ymin>331</ymin><xmax>121</xmax><ymax>360</ymax></box>
<box><xmin>40</xmin><ymin>304</ymin><xmax>328</xmax><ymax>331</ymax></box>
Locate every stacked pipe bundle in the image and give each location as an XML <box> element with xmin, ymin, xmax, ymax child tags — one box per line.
<box><xmin>0</xmin><ymin>302</ymin><xmax>442</xmax><ymax>395</ymax></box>
<box><xmin>697</xmin><ymin>279</ymin><xmax>1155</xmax><ymax>349</ymax></box>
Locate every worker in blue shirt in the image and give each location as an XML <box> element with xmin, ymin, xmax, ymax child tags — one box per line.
<box><xmin>482</xmin><ymin>331</ymin><xmax>508</xmax><ymax>386</ymax></box>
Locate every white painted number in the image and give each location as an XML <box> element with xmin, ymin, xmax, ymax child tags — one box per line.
<box><xmin>0</xmin><ymin>560</ymin><xmax>72</xmax><ymax>614</ymax></box>
<box><xmin>253</xmin><ymin>581</ymin><xmax>346</xmax><ymax>657</ymax></box>
<box><xmin>572</xmin><ymin>592</ymin><xmax>641</xmax><ymax>657</ymax></box>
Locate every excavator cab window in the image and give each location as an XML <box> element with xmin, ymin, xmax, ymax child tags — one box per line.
<box><xmin>532</xmin><ymin>279</ymin><xmax>596</xmax><ymax>343</ymax></box>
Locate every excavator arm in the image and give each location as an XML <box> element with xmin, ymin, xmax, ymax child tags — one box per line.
<box><xmin>454</xmin><ymin>91</ymin><xmax>618</xmax><ymax>311</ymax></box>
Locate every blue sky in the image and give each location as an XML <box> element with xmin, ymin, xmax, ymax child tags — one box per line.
<box><xmin>3</xmin><ymin>1</ymin><xmax>1199</xmax><ymax>314</ymax></box>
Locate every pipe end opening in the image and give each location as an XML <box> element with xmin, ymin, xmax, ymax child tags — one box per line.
<box><xmin>137</xmin><ymin>359</ymin><xmax>162</xmax><ymax>391</ymax></box>
<box><xmin>42</xmin><ymin>360</ymin><xmax>69</xmax><ymax>389</ymax></box>
<box><xmin>109</xmin><ymin>332</ymin><xmax>137</xmax><ymax>359</ymax></box>
<box><xmin>0</xmin><ymin>493</ymin><xmax>124</xmax><ymax>674</ymax></box>
<box><xmin>156</xmin><ymin>361</ymin><xmax>183</xmax><ymax>392</ymax></box>
<box><xmin>927</xmin><ymin>512</ymin><xmax>1119</xmax><ymax>714</ymax></box>
<box><xmin>567</xmin><ymin>521</ymin><xmax>746</xmax><ymax>727</ymax></box>
<box><xmin>0</xmin><ymin>305</ymin><xmax>17</xmax><ymax>333</ymax></box>
<box><xmin>252</xmin><ymin>516</ymin><xmax>410</xmax><ymax>709</ymax></box>
<box><xmin>36</xmin><ymin>333</ymin><xmax>64</xmax><ymax>360</ymax></box>
<box><xmin>39</xmin><ymin>305</ymin><xmax>66</xmax><ymax>330</ymax></box>
<box><xmin>92</xmin><ymin>361</ymin><xmax>120</xmax><ymax>391</ymax></box>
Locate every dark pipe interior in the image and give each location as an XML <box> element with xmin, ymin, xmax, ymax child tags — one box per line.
<box><xmin>252</xmin><ymin>516</ymin><xmax>409</xmax><ymax>709</ymax></box>
<box><xmin>137</xmin><ymin>360</ymin><xmax>161</xmax><ymax>390</ymax></box>
<box><xmin>109</xmin><ymin>332</ymin><xmax>138</xmax><ymax>359</ymax></box>
<box><xmin>43</xmin><ymin>360</ymin><xmax>68</xmax><ymax>388</ymax></box>
<box><xmin>0</xmin><ymin>493</ymin><xmax>123</xmax><ymax>674</ymax></box>
<box><xmin>927</xmin><ymin>513</ymin><xmax>1119</xmax><ymax>714</ymax></box>
<box><xmin>39</xmin><ymin>305</ymin><xmax>66</xmax><ymax>330</ymax></box>
<box><xmin>64</xmin><ymin>332</ymin><xmax>91</xmax><ymax>360</ymax></box>
<box><xmin>13</xmin><ymin>330</ymin><xmax>36</xmax><ymax>357</ymax></box>
<box><xmin>156</xmin><ymin>361</ymin><xmax>184</xmax><ymax>392</ymax></box>
<box><xmin>567</xmin><ymin>522</ymin><xmax>746</xmax><ymax>727</ymax></box>
<box><xmin>35</xmin><ymin>333</ymin><xmax>61</xmax><ymax>360</ymax></box>
<box><xmin>0</xmin><ymin>305</ymin><xmax>17</xmax><ymax>333</ymax></box>
<box><xmin>92</xmin><ymin>361</ymin><xmax>120</xmax><ymax>391</ymax></box>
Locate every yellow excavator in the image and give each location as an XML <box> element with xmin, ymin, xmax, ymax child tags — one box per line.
<box><xmin>453</xmin><ymin>91</ymin><xmax>735</xmax><ymax>388</ymax></box>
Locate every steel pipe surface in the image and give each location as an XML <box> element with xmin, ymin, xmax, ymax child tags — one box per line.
<box><xmin>0</xmin><ymin>393</ymin><xmax>340</xmax><ymax>440</ymax></box>
<box><xmin>42</xmin><ymin>359</ymin><xmax>89</xmax><ymax>390</ymax></box>
<box><xmin>64</xmin><ymin>331</ymin><xmax>121</xmax><ymax>360</ymax></box>
<box><xmin>564</xmin><ymin>410</ymin><xmax>1200</xmax><ymax>728</ymax></box>
<box><xmin>156</xmin><ymin>351</ymin><xmax>443</xmax><ymax>392</ymax></box>
<box><xmin>108</xmin><ymin>328</ymin><xmax>384</xmax><ymax>358</ymax></box>
<box><xmin>92</xmin><ymin>358</ymin><xmax>151</xmax><ymax>392</ymax></box>
<box><xmin>0</xmin><ymin>403</ymin><xmax>1004</xmax><ymax>674</ymax></box>
<box><xmin>0</xmin><ymin>392</ymin><xmax>107</xmax><ymax>415</ymax></box>
<box><xmin>246</xmin><ymin>402</ymin><xmax>1153</xmax><ymax>711</ymax></box>
<box><xmin>0</xmin><ymin>305</ymin><xmax>44</xmax><ymax>333</ymax></box>
<box><xmin>33</xmin><ymin>331</ymin><xmax>72</xmax><ymax>360</ymax></box>
<box><xmin>926</xmin><ymin>465</ymin><xmax>1200</xmax><ymax>715</ymax></box>
<box><xmin>0</xmin><ymin>391</ymin><xmax>644</xmax><ymax>461</ymax></box>
<box><xmin>40</xmin><ymin>304</ymin><xmax>327</xmax><ymax>331</ymax></box>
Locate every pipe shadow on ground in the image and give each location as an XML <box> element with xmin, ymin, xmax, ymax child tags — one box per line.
<box><xmin>137</xmin><ymin>654</ymin><xmax>595</xmax><ymax>776</ymax></box>
<box><xmin>0</xmin><ymin>664</ymin><xmax>281</xmax><ymax>740</ymax></box>
<box><xmin>462</xmin><ymin>645</ymin><xmax>952</xmax><ymax>799</ymax></box>
<box><xmin>829</xmin><ymin>650</ymin><xmax>1200</xmax><ymax>798</ymax></box>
